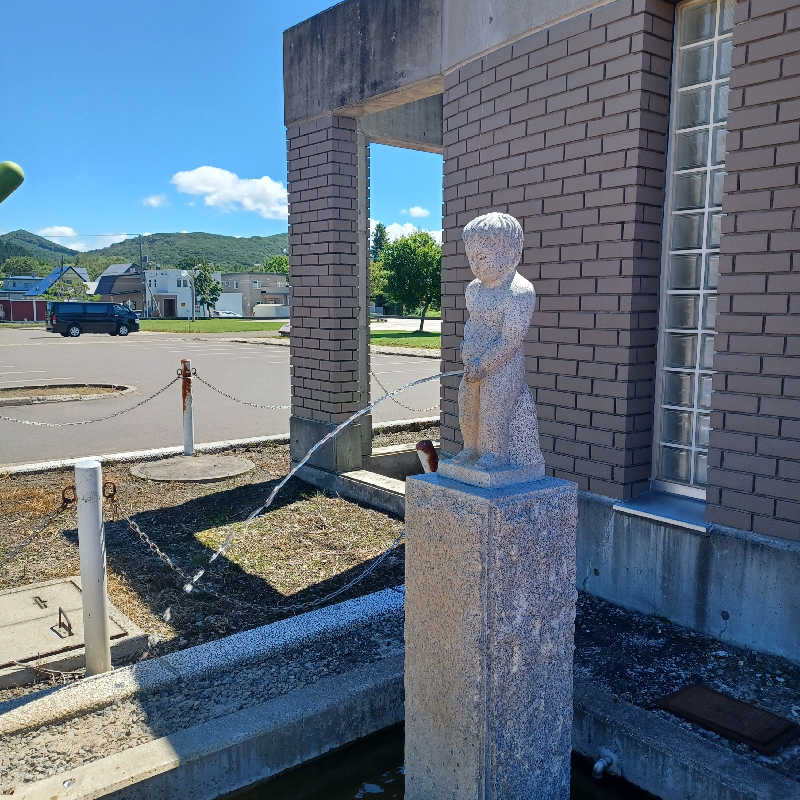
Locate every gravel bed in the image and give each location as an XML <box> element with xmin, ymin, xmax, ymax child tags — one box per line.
<box><xmin>575</xmin><ymin>593</ymin><xmax>800</xmax><ymax>783</ymax></box>
<box><xmin>0</xmin><ymin>611</ymin><xmax>403</xmax><ymax>791</ymax></box>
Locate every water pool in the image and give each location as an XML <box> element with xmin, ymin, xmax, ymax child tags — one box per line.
<box><xmin>227</xmin><ymin>725</ymin><xmax>658</xmax><ymax>800</ymax></box>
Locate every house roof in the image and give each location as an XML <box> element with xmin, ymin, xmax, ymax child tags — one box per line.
<box><xmin>23</xmin><ymin>265</ymin><xmax>92</xmax><ymax>297</ymax></box>
<box><xmin>94</xmin><ymin>263</ymin><xmax>138</xmax><ymax>296</ymax></box>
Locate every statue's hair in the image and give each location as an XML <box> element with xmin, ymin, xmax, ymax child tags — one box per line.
<box><xmin>462</xmin><ymin>212</ymin><xmax>523</xmax><ymax>260</ymax></box>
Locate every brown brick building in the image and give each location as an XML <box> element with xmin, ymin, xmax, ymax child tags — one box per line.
<box><xmin>284</xmin><ymin>0</ymin><xmax>799</xmax><ymax>662</ymax></box>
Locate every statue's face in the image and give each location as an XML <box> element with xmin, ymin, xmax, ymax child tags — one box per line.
<box><xmin>465</xmin><ymin>240</ymin><xmax>517</xmax><ymax>288</ymax></box>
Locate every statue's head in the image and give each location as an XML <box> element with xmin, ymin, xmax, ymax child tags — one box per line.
<box><xmin>462</xmin><ymin>212</ymin><xmax>523</xmax><ymax>287</ymax></box>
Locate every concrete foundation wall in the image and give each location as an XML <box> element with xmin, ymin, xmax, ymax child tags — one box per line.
<box><xmin>577</xmin><ymin>492</ymin><xmax>800</xmax><ymax>662</ymax></box>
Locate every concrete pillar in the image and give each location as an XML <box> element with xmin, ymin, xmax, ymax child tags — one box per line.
<box><xmin>287</xmin><ymin>113</ymin><xmax>370</xmax><ymax>472</ymax></box>
<box><xmin>404</xmin><ymin>473</ymin><xmax>578</xmax><ymax>800</ymax></box>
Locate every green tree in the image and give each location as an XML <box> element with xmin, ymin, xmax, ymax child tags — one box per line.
<box><xmin>370</xmin><ymin>222</ymin><xmax>388</xmax><ymax>262</ymax></box>
<box><xmin>369</xmin><ymin>258</ymin><xmax>387</xmax><ymax>299</ymax></box>
<box><xmin>382</xmin><ymin>232</ymin><xmax>441</xmax><ymax>331</ymax></box>
<box><xmin>263</xmin><ymin>254</ymin><xmax>289</xmax><ymax>275</ymax></box>
<box><xmin>192</xmin><ymin>262</ymin><xmax>222</xmax><ymax>316</ymax></box>
<box><xmin>1</xmin><ymin>255</ymin><xmax>49</xmax><ymax>277</ymax></box>
<box><xmin>42</xmin><ymin>279</ymin><xmax>89</xmax><ymax>301</ymax></box>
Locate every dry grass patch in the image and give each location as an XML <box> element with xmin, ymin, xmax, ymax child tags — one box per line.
<box><xmin>0</xmin><ymin>438</ymin><xmax>415</xmax><ymax>676</ymax></box>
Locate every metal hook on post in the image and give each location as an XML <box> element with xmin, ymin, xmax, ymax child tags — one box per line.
<box><xmin>181</xmin><ymin>359</ymin><xmax>195</xmax><ymax>456</ymax></box>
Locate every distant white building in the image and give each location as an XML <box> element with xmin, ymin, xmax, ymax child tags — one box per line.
<box><xmin>144</xmin><ymin>269</ymin><xmax>223</xmax><ymax>318</ymax></box>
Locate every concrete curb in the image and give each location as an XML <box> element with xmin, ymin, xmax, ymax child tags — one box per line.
<box><xmin>0</xmin><ymin>384</ymin><xmax>136</xmax><ymax>408</ymax></box>
<box><xmin>0</xmin><ymin>417</ymin><xmax>437</xmax><ymax>475</ymax></box>
<box><xmin>0</xmin><ymin>434</ymin><xmax>291</xmax><ymax>475</ymax></box>
<box><xmin>0</xmin><ymin>586</ymin><xmax>404</xmax><ymax>736</ymax></box>
<box><xmin>6</xmin><ymin>656</ymin><xmax>404</xmax><ymax>800</ymax></box>
<box><xmin>193</xmin><ymin>335</ymin><xmax>442</xmax><ymax>359</ymax></box>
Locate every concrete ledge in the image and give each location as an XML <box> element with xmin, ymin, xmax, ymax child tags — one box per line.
<box><xmin>0</xmin><ymin>434</ymin><xmax>291</xmax><ymax>475</ymax></box>
<box><xmin>6</xmin><ymin>655</ymin><xmax>404</xmax><ymax>800</ymax></box>
<box><xmin>0</xmin><ymin>384</ymin><xmax>136</xmax><ymax>407</ymax></box>
<box><xmin>0</xmin><ymin>587</ymin><xmax>404</xmax><ymax>736</ymax></box>
<box><xmin>366</xmin><ymin>442</ymin><xmax>437</xmax><ymax>480</ymax></box>
<box><xmin>298</xmin><ymin>464</ymin><xmax>405</xmax><ymax>517</ymax></box>
<box><xmin>572</xmin><ymin>677</ymin><xmax>800</xmax><ymax>800</ymax></box>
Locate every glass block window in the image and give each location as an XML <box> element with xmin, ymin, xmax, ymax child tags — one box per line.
<box><xmin>655</xmin><ymin>0</ymin><xmax>733</xmax><ymax>495</ymax></box>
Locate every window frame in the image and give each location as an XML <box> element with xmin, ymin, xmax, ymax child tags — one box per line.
<box><xmin>652</xmin><ymin>0</ymin><xmax>731</xmax><ymax>500</ymax></box>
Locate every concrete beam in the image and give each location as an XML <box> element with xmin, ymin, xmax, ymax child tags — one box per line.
<box><xmin>441</xmin><ymin>0</ymin><xmax>613</xmax><ymax>71</ymax></box>
<box><xmin>283</xmin><ymin>0</ymin><xmax>443</xmax><ymax>124</ymax></box>
<box><xmin>360</xmin><ymin>95</ymin><xmax>443</xmax><ymax>154</ymax></box>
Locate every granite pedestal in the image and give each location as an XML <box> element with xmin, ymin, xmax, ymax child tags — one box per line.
<box><xmin>404</xmin><ymin>472</ymin><xmax>578</xmax><ymax>800</ymax></box>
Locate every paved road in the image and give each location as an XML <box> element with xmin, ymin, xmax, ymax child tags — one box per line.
<box><xmin>0</xmin><ymin>329</ymin><xmax>441</xmax><ymax>466</ymax></box>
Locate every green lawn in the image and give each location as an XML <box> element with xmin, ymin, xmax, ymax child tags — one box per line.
<box><xmin>370</xmin><ymin>330</ymin><xmax>441</xmax><ymax>349</ymax></box>
<box><xmin>140</xmin><ymin>319</ymin><xmax>286</xmax><ymax>333</ymax></box>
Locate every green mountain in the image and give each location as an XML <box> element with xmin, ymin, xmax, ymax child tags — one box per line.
<box><xmin>93</xmin><ymin>231</ymin><xmax>288</xmax><ymax>270</ymax></box>
<box><xmin>0</xmin><ymin>229</ymin><xmax>77</xmax><ymax>264</ymax></box>
<box><xmin>0</xmin><ymin>230</ymin><xmax>289</xmax><ymax>276</ymax></box>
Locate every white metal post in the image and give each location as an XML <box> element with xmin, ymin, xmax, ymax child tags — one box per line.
<box><xmin>182</xmin><ymin>358</ymin><xmax>195</xmax><ymax>455</ymax></box>
<box><xmin>74</xmin><ymin>459</ymin><xmax>112</xmax><ymax>676</ymax></box>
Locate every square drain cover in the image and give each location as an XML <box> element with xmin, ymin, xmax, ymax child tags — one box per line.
<box><xmin>0</xmin><ymin>577</ymin><xmax>147</xmax><ymax>686</ymax></box>
<box><xmin>657</xmin><ymin>684</ymin><xmax>799</xmax><ymax>754</ymax></box>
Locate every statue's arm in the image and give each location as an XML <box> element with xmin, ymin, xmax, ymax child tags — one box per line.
<box><xmin>468</xmin><ymin>289</ymin><xmax>534</xmax><ymax>380</ymax></box>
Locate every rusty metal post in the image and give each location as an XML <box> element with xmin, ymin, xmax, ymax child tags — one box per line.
<box><xmin>181</xmin><ymin>358</ymin><xmax>195</xmax><ymax>456</ymax></box>
<box><xmin>75</xmin><ymin>459</ymin><xmax>112</xmax><ymax>676</ymax></box>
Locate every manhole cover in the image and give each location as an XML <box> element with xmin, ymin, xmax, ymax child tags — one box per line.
<box><xmin>131</xmin><ymin>454</ymin><xmax>256</xmax><ymax>482</ymax></box>
<box><xmin>657</xmin><ymin>684</ymin><xmax>800</xmax><ymax>754</ymax></box>
<box><xmin>0</xmin><ymin>383</ymin><xmax>133</xmax><ymax>406</ymax></box>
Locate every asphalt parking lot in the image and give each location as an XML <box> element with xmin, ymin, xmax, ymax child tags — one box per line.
<box><xmin>0</xmin><ymin>328</ymin><xmax>441</xmax><ymax>467</ymax></box>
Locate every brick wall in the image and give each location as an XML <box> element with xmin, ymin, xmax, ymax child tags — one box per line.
<box><xmin>286</xmin><ymin>114</ymin><xmax>362</xmax><ymax>425</ymax></box>
<box><xmin>707</xmin><ymin>0</ymin><xmax>800</xmax><ymax>540</ymax></box>
<box><xmin>440</xmin><ymin>0</ymin><xmax>674</xmax><ymax>500</ymax></box>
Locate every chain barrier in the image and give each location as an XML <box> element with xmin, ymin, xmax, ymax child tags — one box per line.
<box><xmin>0</xmin><ymin>485</ymin><xmax>76</xmax><ymax>570</ymax></box>
<box><xmin>0</xmin><ymin>376</ymin><xmax>180</xmax><ymax>427</ymax></box>
<box><xmin>193</xmin><ymin>373</ymin><xmax>290</xmax><ymax>411</ymax></box>
<box><xmin>370</xmin><ymin>368</ymin><xmax>440</xmax><ymax>414</ymax></box>
<box><xmin>104</xmin><ymin>486</ymin><xmax>192</xmax><ymax>583</ymax></box>
<box><xmin>105</xmin><ymin>484</ymin><xmax>404</xmax><ymax>617</ymax></box>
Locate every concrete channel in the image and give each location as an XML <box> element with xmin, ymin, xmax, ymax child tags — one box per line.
<box><xmin>2</xmin><ymin>585</ymin><xmax>797</xmax><ymax>800</ymax></box>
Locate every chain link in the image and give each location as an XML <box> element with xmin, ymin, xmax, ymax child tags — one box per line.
<box><xmin>0</xmin><ymin>486</ymin><xmax>76</xmax><ymax>570</ymax></box>
<box><xmin>0</xmin><ymin>377</ymin><xmax>180</xmax><ymax>427</ymax></box>
<box><xmin>370</xmin><ymin>369</ymin><xmax>440</xmax><ymax>413</ymax></box>
<box><xmin>192</xmin><ymin>373</ymin><xmax>290</xmax><ymax>411</ymax></box>
<box><xmin>107</xmin><ymin>497</ymin><xmax>192</xmax><ymax>583</ymax></box>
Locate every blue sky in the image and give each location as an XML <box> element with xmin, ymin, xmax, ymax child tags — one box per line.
<box><xmin>1</xmin><ymin>0</ymin><xmax>442</xmax><ymax>251</ymax></box>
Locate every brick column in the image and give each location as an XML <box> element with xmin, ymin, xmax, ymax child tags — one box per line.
<box><xmin>286</xmin><ymin>114</ymin><xmax>369</xmax><ymax>472</ymax></box>
<box><xmin>440</xmin><ymin>0</ymin><xmax>674</xmax><ymax>501</ymax></box>
<box><xmin>707</xmin><ymin>0</ymin><xmax>800</xmax><ymax>540</ymax></box>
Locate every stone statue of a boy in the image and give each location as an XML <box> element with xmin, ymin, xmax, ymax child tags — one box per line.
<box><xmin>440</xmin><ymin>212</ymin><xmax>544</xmax><ymax>485</ymax></box>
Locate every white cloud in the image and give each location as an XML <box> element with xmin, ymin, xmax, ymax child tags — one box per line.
<box><xmin>171</xmin><ymin>166</ymin><xmax>288</xmax><ymax>220</ymax></box>
<box><xmin>408</xmin><ymin>206</ymin><xmax>430</xmax><ymax>218</ymax></box>
<box><xmin>36</xmin><ymin>226</ymin><xmax>130</xmax><ymax>252</ymax></box>
<box><xmin>143</xmin><ymin>193</ymin><xmax>167</xmax><ymax>208</ymax></box>
<box><xmin>386</xmin><ymin>222</ymin><xmax>420</xmax><ymax>240</ymax></box>
<box><xmin>38</xmin><ymin>225</ymin><xmax>77</xmax><ymax>238</ymax></box>
<box><xmin>370</xmin><ymin>218</ymin><xmax>442</xmax><ymax>246</ymax></box>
